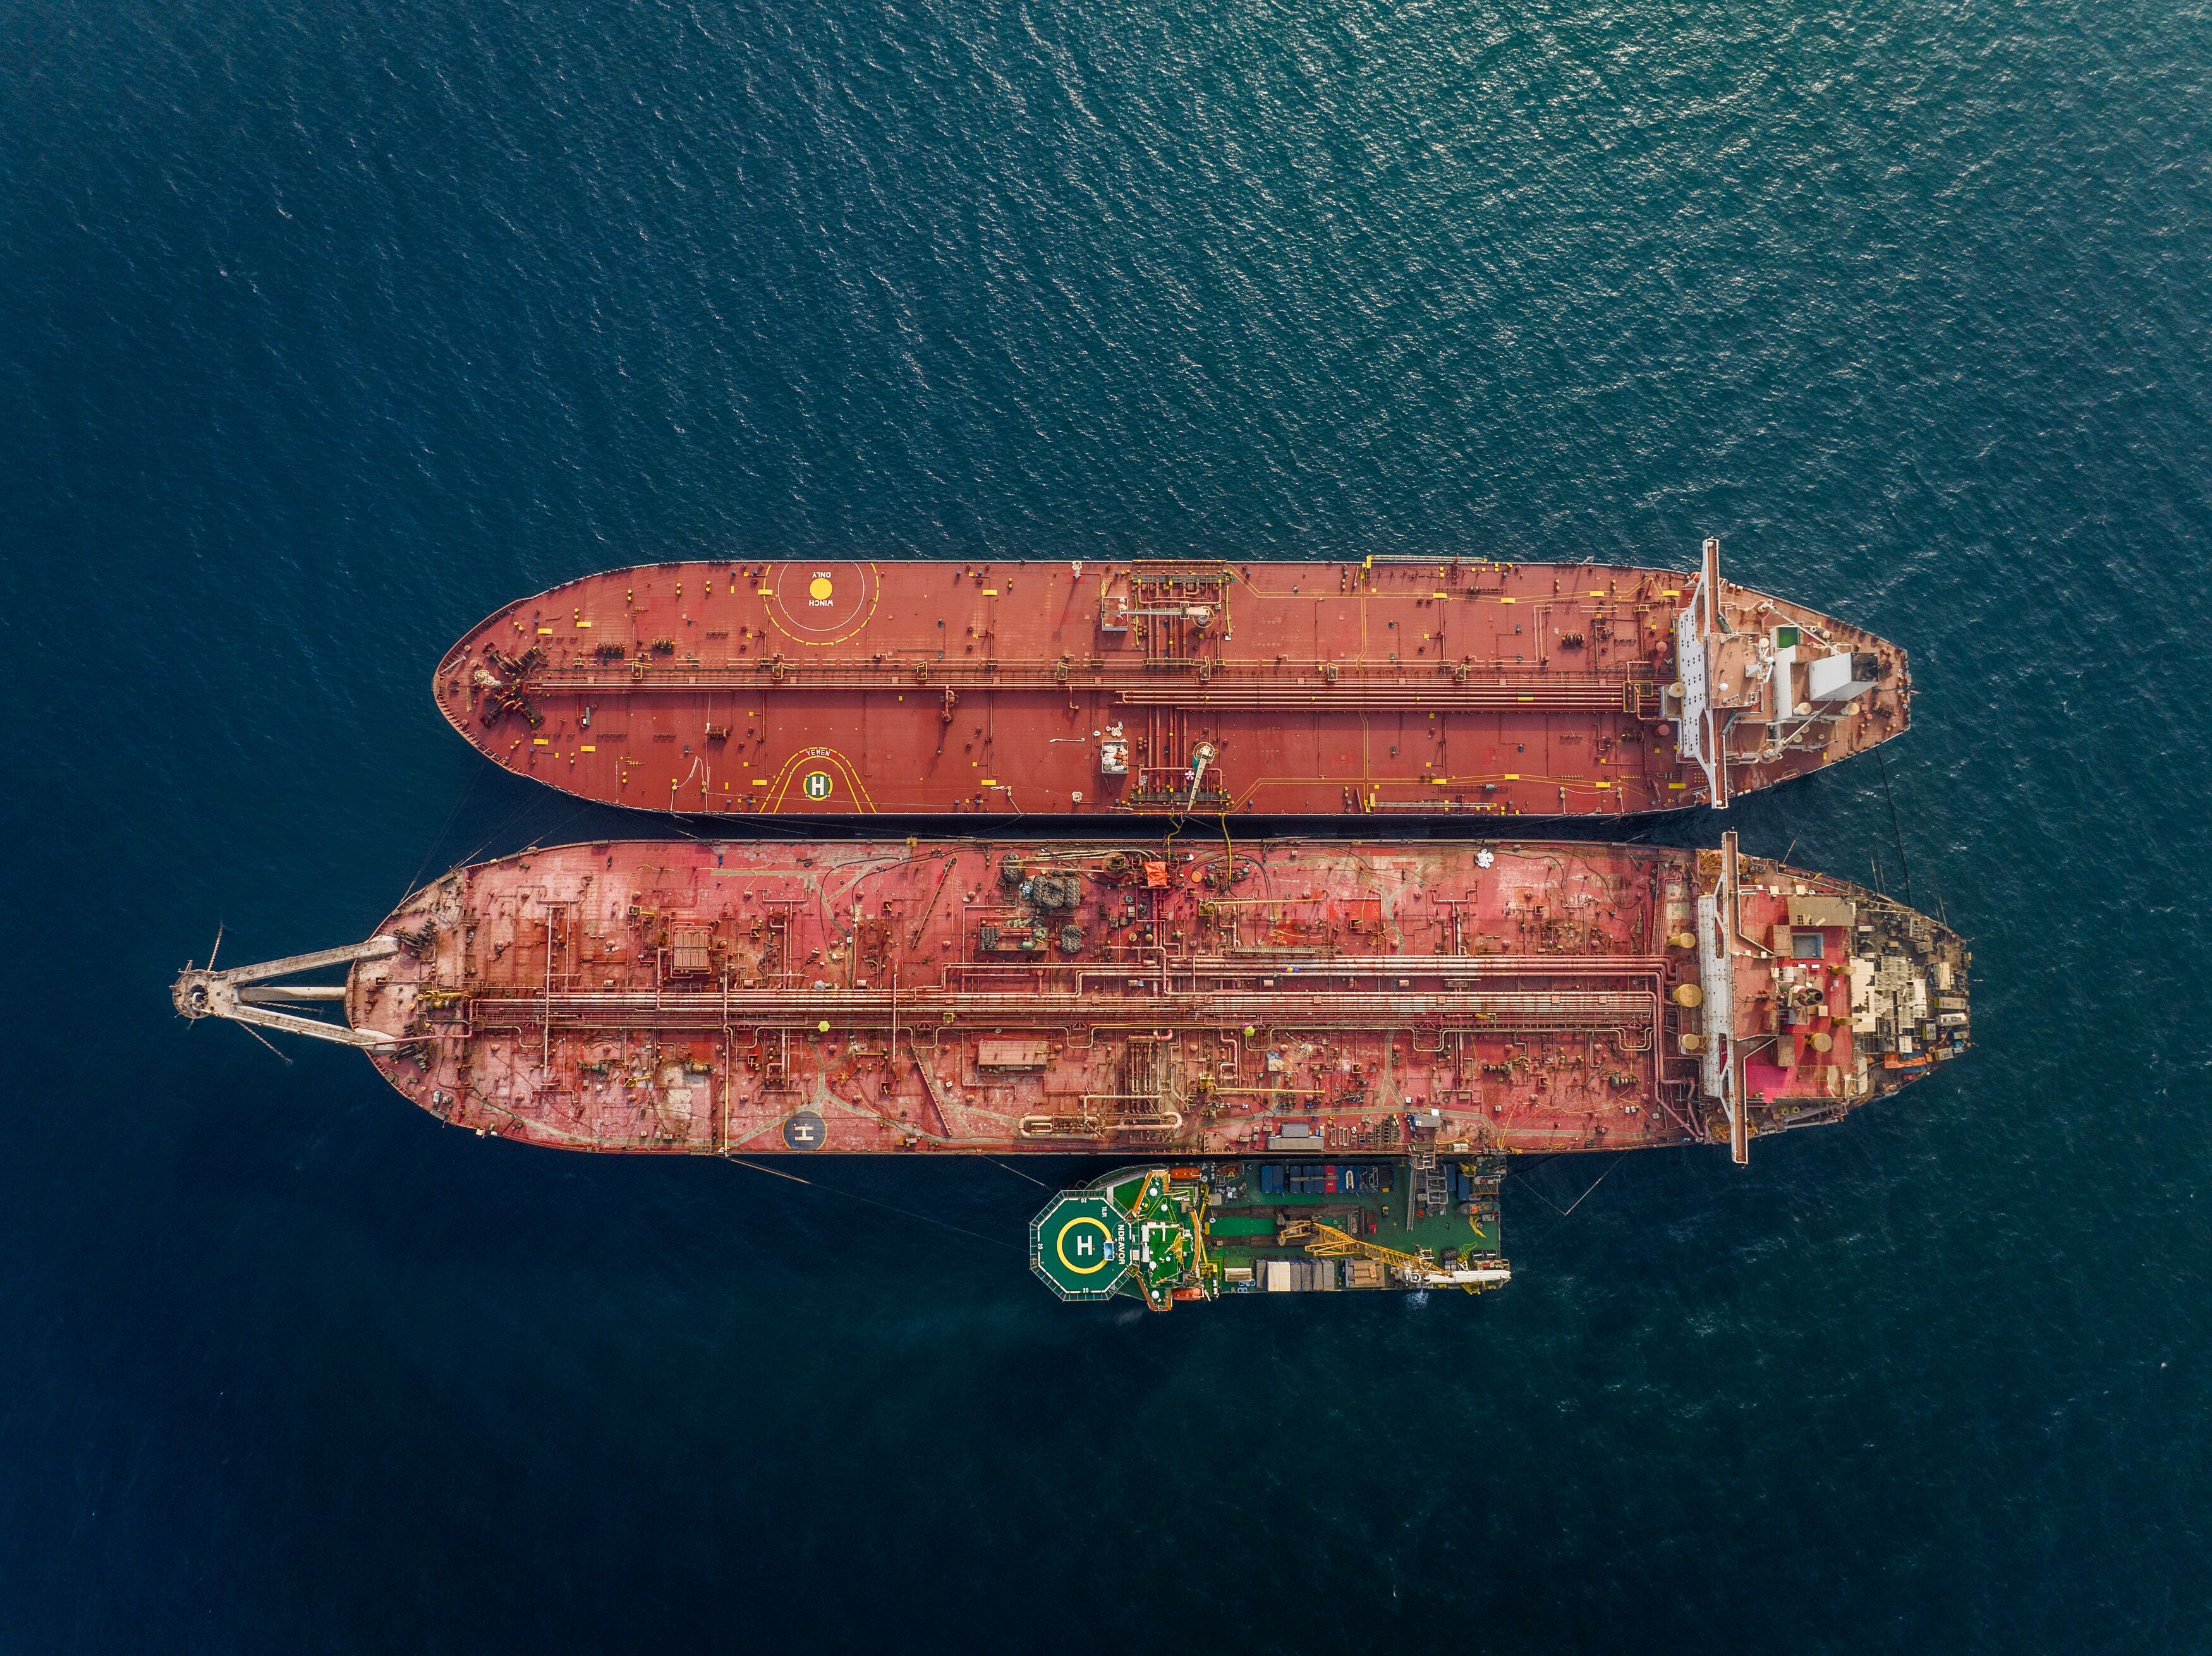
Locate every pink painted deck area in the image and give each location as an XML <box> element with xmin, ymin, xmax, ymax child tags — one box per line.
<box><xmin>345</xmin><ymin>838</ymin><xmax>1966</xmax><ymax>1159</ymax></box>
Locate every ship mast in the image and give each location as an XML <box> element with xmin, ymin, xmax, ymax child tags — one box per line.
<box><xmin>1677</xmin><ymin>536</ymin><xmax>1732</xmax><ymax>808</ymax></box>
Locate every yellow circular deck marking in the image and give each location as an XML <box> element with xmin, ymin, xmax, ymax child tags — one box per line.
<box><xmin>763</xmin><ymin>747</ymin><xmax>878</xmax><ymax>812</ymax></box>
<box><xmin>763</xmin><ymin>561</ymin><xmax>881</xmax><ymax>646</ymax></box>
<box><xmin>1055</xmin><ymin>1216</ymin><xmax>1115</xmax><ymax>1274</ymax></box>
<box><xmin>804</xmin><ymin>770</ymin><xmax>833</xmax><ymax>800</ymax></box>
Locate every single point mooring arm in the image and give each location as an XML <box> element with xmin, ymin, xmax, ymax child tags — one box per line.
<box><xmin>171</xmin><ymin>935</ymin><xmax>405</xmax><ymax>1049</ymax></box>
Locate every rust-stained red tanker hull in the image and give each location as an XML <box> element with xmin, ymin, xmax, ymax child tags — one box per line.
<box><xmin>328</xmin><ymin>837</ymin><xmax>1967</xmax><ymax>1161</ymax></box>
<box><xmin>435</xmin><ymin>548</ymin><xmax>1911</xmax><ymax>819</ymax></box>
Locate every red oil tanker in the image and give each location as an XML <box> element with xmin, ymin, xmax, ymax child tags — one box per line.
<box><xmin>174</xmin><ymin>834</ymin><xmax>1967</xmax><ymax>1297</ymax></box>
<box><xmin>436</xmin><ymin>541</ymin><xmax>1909</xmax><ymax>819</ymax></box>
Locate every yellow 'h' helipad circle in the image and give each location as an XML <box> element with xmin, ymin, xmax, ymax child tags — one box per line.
<box><xmin>1055</xmin><ymin>1216</ymin><xmax>1115</xmax><ymax>1274</ymax></box>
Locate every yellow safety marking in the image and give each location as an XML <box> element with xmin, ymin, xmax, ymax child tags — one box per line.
<box><xmin>808</xmin><ymin>576</ymin><xmax>834</xmax><ymax>601</ymax></box>
<box><xmin>1517</xmin><ymin>694</ymin><xmax>1533</xmax><ymax>702</ymax></box>
<box><xmin>1504</xmin><ymin>773</ymin><xmax>1520</xmax><ymax>780</ymax></box>
<box><xmin>575</xmin><ymin>619</ymin><xmax>592</xmax><ymax>628</ymax></box>
<box><xmin>580</xmin><ymin>744</ymin><xmax>595</xmax><ymax>752</ymax></box>
<box><xmin>1433</xmin><ymin>591</ymin><xmax>1450</xmax><ymax>599</ymax></box>
<box><xmin>1596</xmin><ymin>781</ymin><xmax>1612</xmax><ymax>789</ymax></box>
<box><xmin>533</xmin><ymin>738</ymin><xmax>549</xmax><ymax>746</ymax></box>
<box><xmin>981</xmin><ymin>778</ymin><xmax>998</xmax><ymax>786</ymax></box>
<box><xmin>1663</xmin><ymin>588</ymin><xmax>1682</xmax><ymax>596</ymax></box>
<box><xmin>762</xmin><ymin>748</ymin><xmax>878</xmax><ymax>812</ymax></box>
<box><xmin>1668</xmin><ymin>781</ymin><xmax>1687</xmax><ymax>789</ymax></box>
<box><xmin>1498</xmin><ymin>596</ymin><xmax>1516</xmax><ymax>603</ymax></box>
<box><xmin>760</xmin><ymin>562</ymin><xmax>885</xmax><ymax>649</ymax></box>
<box><xmin>981</xmin><ymin>588</ymin><xmax>998</xmax><ymax>596</ymax></box>
<box><xmin>537</xmin><ymin>626</ymin><xmax>554</xmax><ymax>634</ymax></box>
<box><xmin>1056</xmin><ymin>1217</ymin><xmax>1115</xmax><ymax>1274</ymax></box>
<box><xmin>1589</xmin><ymin>589</ymin><xmax>1607</xmax><ymax>596</ymax></box>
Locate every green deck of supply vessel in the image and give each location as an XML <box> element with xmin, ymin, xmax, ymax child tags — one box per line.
<box><xmin>1030</xmin><ymin>1159</ymin><xmax>1510</xmax><ymax>1309</ymax></box>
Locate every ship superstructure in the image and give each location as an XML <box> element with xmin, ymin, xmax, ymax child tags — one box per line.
<box><xmin>437</xmin><ymin>541</ymin><xmax>1910</xmax><ymax>819</ymax></box>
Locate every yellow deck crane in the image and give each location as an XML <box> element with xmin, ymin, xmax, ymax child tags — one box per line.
<box><xmin>1277</xmin><ymin>1218</ymin><xmax>1508</xmax><ymax>1293</ymax></box>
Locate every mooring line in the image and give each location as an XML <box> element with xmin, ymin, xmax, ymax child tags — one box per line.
<box><xmin>401</xmin><ymin>766</ymin><xmax>483</xmax><ymax>902</ymax></box>
<box><xmin>1516</xmin><ymin>1152</ymin><xmax>1624</xmax><ymax>1219</ymax></box>
<box><xmin>725</xmin><ymin>1157</ymin><xmax>1020</xmax><ymax>1250</ymax></box>
<box><xmin>1557</xmin><ymin>1153</ymin><xmax>1624</xmax><ymax>1216</ymax></box>
<box><xmin>1876</xmin><ymin>746</ymin><xmax>1914</xmax><ymax>905</ymax></box>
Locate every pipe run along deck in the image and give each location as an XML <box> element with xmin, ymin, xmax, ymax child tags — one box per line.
<box><xmin>435</xmin><ymin>541</ymin><xmax>1912</xmax><ymax>819</ymax></box>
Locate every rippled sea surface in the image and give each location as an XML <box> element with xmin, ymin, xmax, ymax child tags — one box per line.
<box><xmin>5</xmin><ymin>0</ymin><xmax>2210</xmax><ymax>1649</ymax></box>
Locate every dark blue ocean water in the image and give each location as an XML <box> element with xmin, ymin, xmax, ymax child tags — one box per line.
<box><xmin>6</xmin><ymin>0</ymin><xmax>2211</xmax><ymax>1649</ymax></box>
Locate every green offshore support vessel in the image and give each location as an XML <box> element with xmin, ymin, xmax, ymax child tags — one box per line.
<box><xmin>1030</xmin><ymin>1160</ymin><xmax>1514</xmax><ymax>1308</ymax></box>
